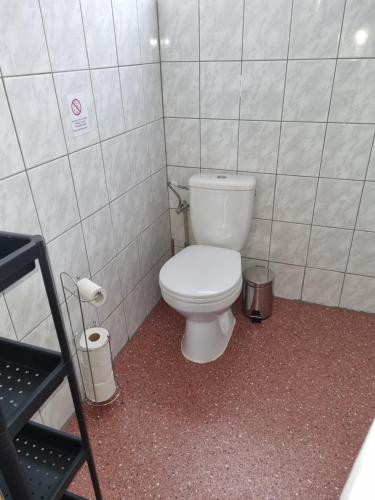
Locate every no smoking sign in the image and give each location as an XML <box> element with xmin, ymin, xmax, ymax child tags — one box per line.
<box><xmin>67</xmin><ymin>93</ymin><xmax>90</xmax><ymax>137</ymax></box>
<box><xmin>71</xmin><ymin>98</ymin><xmax>82</xmax><ymax>116</ymax></box>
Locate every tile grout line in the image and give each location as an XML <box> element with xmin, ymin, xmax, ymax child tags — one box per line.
<box><xmin>156</xmin><ymin>0</ymin><xmax>173</xmax><ymax>257</ymax></box>
<box><xmin>4</xmin><ymin>55</ymin><xmax>375</xmax><ymax>79</ymax></box>
<box><xmin>198</xmin><ymin>0</ymin><xmax>202</xmax><ymax>174</ymax></box>
<box><xmin>235</xmin><ymin>0</ymin><xmax>246</xmax><ymax>175</ymax></box>
<box><xmin>338</xmin><ymin>130</ymin><xmax>375</xmax><ymax>306</ymax></box>
<box><xmin>267</xmin><ymin>0</ymin><xmax>295</xmax><ymax>274</ymax></box>
<box><xmin>301</xmin><ymin>0</ymin><xmax>349</xmax><ymax>304</ymax></box>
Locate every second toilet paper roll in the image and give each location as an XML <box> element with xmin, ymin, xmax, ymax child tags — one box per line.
<box><xmin>77</xmin><ymin>278</ymin><xmax>107</xmax><ymax>307</ymax></box>
<box><xmin>79</xmin><ymin>327</ymin><xmax>116</xmax><ymax>402</ymax></box>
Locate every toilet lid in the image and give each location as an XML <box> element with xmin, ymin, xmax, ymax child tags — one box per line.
<box><xmin>159</xmin><ymin>245</ymin><xmax>242</xmax><ymax>302</ymax></box>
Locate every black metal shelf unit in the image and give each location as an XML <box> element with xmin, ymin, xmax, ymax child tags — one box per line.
<box><xmin>0</xmin><ymin>231</ymin><xmax>102</xmax><ymax>500</ymax></box>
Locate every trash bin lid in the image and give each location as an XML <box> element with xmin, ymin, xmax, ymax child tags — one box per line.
<box><xmin>243</xmin><ymin>266</ymin><xmax>274</xmax><ymax>287</ymax></box>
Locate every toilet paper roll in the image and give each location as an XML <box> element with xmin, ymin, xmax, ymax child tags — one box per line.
<box><xmin>77</xmin><ymin>278</ymin><xmax>107</xmax><ymax>307</ymax></box>
<box><xmin>79</xmin><ymin>328</ymin><xmax>116</xmax><ymax>402</ymax></box>
<box><xmin>83</xmin><ymin>374</ymin><xmax>116</xmax><ymax>403</ymax></box>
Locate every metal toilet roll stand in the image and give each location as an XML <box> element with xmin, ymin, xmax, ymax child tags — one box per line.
<box><xmin>60</xmin><ymin>272</ymin><xmax>122</xmax><ymax>414</ymax></box>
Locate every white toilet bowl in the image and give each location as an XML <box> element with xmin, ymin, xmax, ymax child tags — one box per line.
<box><xmin>159</xmin><ymin>245</ymin><xmax>242</xmax><ymax>363</ymax></box>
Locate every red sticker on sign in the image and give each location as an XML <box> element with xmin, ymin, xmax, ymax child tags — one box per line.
<box><xmin>71</xmin><ymin>98</ymin><xmax>82</xmax><ymax>116</ymax></box>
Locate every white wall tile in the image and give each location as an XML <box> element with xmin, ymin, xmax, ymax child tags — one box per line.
<box><xmin>91</xmin><ymin>68</ymin><xmax>125</xmax><ymax>140</ymax></box>
<box><xmin>5</xmin><ymin>75</ymin><xmax>66</xmax><ymax>168</ymax></box>
<box><xmin>4</xmin><ymin>266</ymin><xmax>50</xmax><ymax>339</ymax></box>
<box><xmin>124</xmin><ymin>281</ymin><xmax>147</xmax><ymax>338</ymax></box>
<box><xmin>138</xmin><ymin>212</ymin><xmax>170</xmax><ymax>275</ymax></box>
<box><xmin>243</xmin><ymin>0</ymin><xmax>292</xmax><ymax>60</ymax></box>
<box><xmin>165</xmin><ymin>118</ymin><xmax>200</xmax><ymax>167</ymax></box>
<box><xmin>82</xmin><ymin>206</ymin><xmax>115</xmax><ymax>274</ymax></box>
<box><xmin>162</xmin><ymin>62</ymin><xmax>199</xmax><ymax>118</ymax></box>
<box><xmin>53</xmin><ymin>70</ymin><xmax>99</xmax><ymax>153</ymax></box>
<box><xmin>289</xmin><ymin>0</ymin><xmax>345</xmax><ymax>58</ymax></box>
<box><xmin>147</xmin><ymin>120</ymin><xmax>166</xmax><ymax>174</ymax></box>
<box><xmin>23</xmin><ymin>315</ymin><xmax>60</xmax><ymax>352</ymax></box>
<box><xmin>238</xmin><ymin>121</ymin><xmax>280</xmax><ymax>173</ymax></box>
<box><xmin>367</xmin><ymin>147</ymin><xmax>375</xmax><ymax>181</ymax></box>
<box><xmin>283</xmin><ymin>60</ymin><xmax>335</xmax><ymax>122</ymax></box>
<box><xmin>357</xmin><ymin>182</ymin><xmax>375</xmax><ymax>231</ymax></box>
<box><xmin>94</xmin><ymin>258</ymin><xmax>122</xmax><ymax>323</ymax></box>
<box><xmin>239</xmin><ymin>172</ymin><xmax>275</xmax><ymax>220</ymax></box>
<box><xmin>137</xmin><ymin>0</ymin><xmax>160</xmax><ymax>64</ymax></box>
<box><xmin>330</xmin><ymin>59</ymin><xmax>375</xmax><ymax>123</ymax></box>
<box><xmin>117</xmin><ymin>239</ymin><xmax>142</xmax><ymax>298</ymax></box>
<box><xmin>150</xmin><ymin>169</ymin><xmax>169</xmax><ymax>219</ymax></box>
<box><xmin>0</xmin><ymin>0</ymin><xmax>50</xmax><ymax>75</ymax></box>
<box><xmin>242</xmin><ymin>219</ymin><xmax>271</xmax><ymax>261</ymax></box>
<box><xmin>241</xmin><ymin>61</ymin><xmax>286</xmax><ymax>121</ymax></box>
<box><xmin>40</xmin><ymin>0</ymin><xmax>88</xmax><ymax>72</ymax></box>
<box><xmin>0</xmin><ymin>295</ymin><xmax>17</xmax><ymax>340</ymax></box>
<box><xmin>0</xmin><ymin>173</ymin><xmax>41</xmax><ymax>234</ymax></box>
<box><xmin>302</xmin><ymin>268</ymin><xmax>344</xmax><ymax>307</ymax></box>
<box><xmin>119</xmin><ymin>66</ymin><xmax>145</xmax><ymax>131</ymax></box>
<box><xmin>69</xmin><ymin>144</ymin><xmax>108</xmax><ymax>219</ymax></box>
<box><xmin>201</xmin><ymin>119</ymin><xmax>238</xmax><ymax>171</ymax></box>
<box><xmin>29</xmin><ymin>157</ymin><xmax>79</xmax><ymax>242</ymax></box>
<box><xmin>200</xmin><ymin>62</ymin><xmax>241</xmax><ymax>119</ymax></box>
<box><xmin>270</xmin><ymin>262</ymin><xmax>304</xmax><ymax>300</ymax></box>
<box><xmin>40</xmin><ymin>380</ymin><xmax>74</xmax><ymax>430</ymax></box>
<box><xmin>142</xmin><ymin>64</ymin><xmax>163</xmax><ymax>122</ymax></box>
<box><xmin>321</xmin><ymin>124</ymin><xmax>375</xmax><ymax>180</ymax></box>
<box><xmin>103</xmin><ymin>302</ymin><xmax>128</xmax><ymax>358</ymax></box>
<box><xmin>47</xmin><ymin>224</ymin><xmax>90</xmax><ymax>303</ymax></box>
<box><xmin>110</xmin><ymin>187</ymin><xmax>139</xmax><ymax>252</ymax></box>
<box><xmin>274</xmin><ymin>175</ymin><xmax>317</xmax><ymax>224</ymax></box>
<box><xmin>340</xmin><ymin>274</ymin><xmax>375</xmax><ymax>313</ymax></box>
<box><xmin>113</xmin><ymin>0</ymin><xmax>141</xmax><ymax>65</ymax></box>
<box><xmin>142</xmin><ymin>263</ymin><xmax>161</xmax><ymax>314</ymax></box>
<box><xmin>313</xmin><ymin>178</ymin><xmax>363</xmax><ymax>229</ymax></box>
<box><xmin>101</xmin><ymin>133</ymin><xmax>135</xmax><ymax>201</ymax></box>
<box><xmin>347</xmin><ymin>231</ymin><xmax>375</xmax><ymax>278</ymax></box>
<box><xmin>278</xmin><ymin>122</ymin><xmax>325</xmax><ymax>177</ymax></box>
<box><xmin>340</xmin><ymin>0</ymin><xmax>375</xmax><ymax>58</ymax></box>
<box><xmin>270</xmin><ymin>221</ymin><xmax>310</xmax><ymax>266</ymax></box>
<box><xmin>136</xmin><ymin>178</ymin><xmax>153</xmax><ymax>233</ymax></box>
<box><xmin>158</xmin><ymin>0</ymin><xmax>199</xmax><ymax>61</ymax></box>
<box><xmin>200</xmin><ymin>0</ymin><xmax>243</xmax><ymax>61</ymax></box>
<box><xmin>81</xmin><ymin>0</ymin><xmax>117</xmax><ymax>68</ymax></box>
<box><xmin>307</xmin><ymin>226</ymin><xmax>352</xmax><ymax>272</ymax></box>
<box><xmin>127</xmin><ymin>126</ymin><xmax>150</xmax><ymax>183</ymax></box>
<box><xmin>0</xmin><ymin>82</ymin><xmax>24</xmax><ymax>179</ymax></box>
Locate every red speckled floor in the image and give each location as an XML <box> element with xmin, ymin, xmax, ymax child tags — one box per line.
<box><xmin>68</xmin><ymin>298</ymin><xmax>375</xmax><ymax>499</ymax></box>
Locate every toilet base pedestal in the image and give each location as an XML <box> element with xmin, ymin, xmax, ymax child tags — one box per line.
<box><xmin>181</xmin><ymin>308</ymin><xmax>236</xmax><ymax>363</ymax></box>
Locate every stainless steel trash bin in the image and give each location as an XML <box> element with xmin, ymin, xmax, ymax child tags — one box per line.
<box><xmin>242</xmin><ymin>266</ymin><xmax>274</xmax><ymax>323</ymax></box>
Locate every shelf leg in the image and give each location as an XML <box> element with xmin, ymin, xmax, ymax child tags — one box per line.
<box><xmin>37</xmin><ymin>241</ymin><xmax>103</xmax><ymax>500</ymax></box>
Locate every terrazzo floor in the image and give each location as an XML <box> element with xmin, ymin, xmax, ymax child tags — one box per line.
<box><xmin>69</xmin><ymin>298</ymin><xmax>375</xmax><ymax>499</ymax></box>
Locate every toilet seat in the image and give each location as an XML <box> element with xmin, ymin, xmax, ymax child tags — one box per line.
<box><xmin>159</xmin><ymin>245</ymin><xmax>242</xmax><ymax>304</ymax></box>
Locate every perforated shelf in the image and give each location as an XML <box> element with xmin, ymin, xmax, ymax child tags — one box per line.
<box><xmin>0</xmin><ymin>422</ymin><xmax>86</xmax><ymax>500</ymax></box>
<box><xmin>0</xmin><ymin>338</ymin><xmax>67</xmax><ymax>437</ymax></box>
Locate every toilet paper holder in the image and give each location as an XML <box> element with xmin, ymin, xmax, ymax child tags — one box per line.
<box><xmin>59</xmin><ymin>271</ymin><xmax>121</xmax><ymax>411</ymax></box>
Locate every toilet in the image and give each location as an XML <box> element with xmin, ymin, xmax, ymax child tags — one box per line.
<box><xmin>159</xmin><ymin>173</ymin><xmax>256</xmax><ymax>363</ymax></box>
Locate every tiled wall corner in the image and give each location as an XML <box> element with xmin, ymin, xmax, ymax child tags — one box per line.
<box><xmin>159</xmin><ymin>0</ymin><xmax>375</xmax><ymax>314</ymax></box>
<box><xmin>0</xmin><ymin>0</ymin><xmax>170</xmax><ymax>428</ymax></box>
